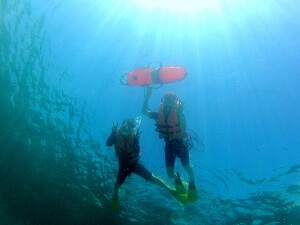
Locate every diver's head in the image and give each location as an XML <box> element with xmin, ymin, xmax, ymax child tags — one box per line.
<box><xmin>162</xmin><ymin>92</ymin><xmax>179</xmax><ymax>113</ymax></box>
<box><xmin>120</xmin><ymin>119</ymin><xmax>136</xmax><ymax>136</ymax></box>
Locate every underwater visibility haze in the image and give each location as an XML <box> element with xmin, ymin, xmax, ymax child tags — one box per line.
<box><xmin>0</xmin><ymin>0</ymin><xmax>300</xmax><ymax>224</ymax></box>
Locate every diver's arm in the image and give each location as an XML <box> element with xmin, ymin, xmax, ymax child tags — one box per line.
<box><xmin>106</xmin><ymin>124</ymin><xmax>118</xmax><ymax>146</ymax></box>
<box><xmin>141</xmin><ymin>97</ymin><xmax>151</xmax><ymax>116</ymax></box>
<box><xmin>141</xmin><ymin>87</ymin><xmax>153</xmax><ymax>117</ymax></box>
<box><xmin>106</xmin><ymin>131</ymin><xmax>116</xmax><ymax>146</ymax></box>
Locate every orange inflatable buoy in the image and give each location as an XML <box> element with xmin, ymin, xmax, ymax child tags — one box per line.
<box><xmin>121</xmin><ymin>66</ymin><xmax>187</xmax><ymax>86</ymax></box>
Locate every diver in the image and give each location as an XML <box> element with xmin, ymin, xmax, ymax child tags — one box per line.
<box><xmin>106</xmin><ymin>117</ymin><xmax>176</xmax><ymax>209</ymax></box>
<box><xmin>141</xmin><ymin>87</ymin><xmax>198</xmax><ymax>202</ymax></box>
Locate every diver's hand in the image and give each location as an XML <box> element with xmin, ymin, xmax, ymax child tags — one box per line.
<box><xmin>112</xmin><ymin>123</ymin><xmax>118</xmax><ymax>133</ymax></box>
<box><xmin>145</xmin><ymin>86</ymin><xmax>153</xmax><ymax>98</ymax></box>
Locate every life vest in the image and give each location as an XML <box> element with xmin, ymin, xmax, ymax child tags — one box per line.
<box><xmin>114</xmin><ymin>129</ymin><xmax>139</xmax><ymax>162</ymax></box>
<box><xmin>156</xmin><ymin>103</ymin><xmax>188</xmax><ymax>141</ymax></box>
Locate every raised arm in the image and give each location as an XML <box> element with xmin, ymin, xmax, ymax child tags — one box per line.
<box><xmin>141</xmin><ymin>87</ymin><xmax>153</xmax><ymax>117</ymax></box>
<box><xmin>106</xmin><ymin>123</ymin><xmax>118</xmax><ymax>146</ymax></box>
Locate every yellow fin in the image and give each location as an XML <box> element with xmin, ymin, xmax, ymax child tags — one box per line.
<box><xmin>175</xmin><ymin>193</ymin><xmax>188</xmax><ymax>205</ymax></box>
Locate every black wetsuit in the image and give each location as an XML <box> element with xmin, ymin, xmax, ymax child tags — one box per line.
<box><xmin>106</xmin><ymin>131</ymin><xmax>152</xmax><ymax>185</ymax></box>
<box><xmin>149</xmin><ymin>112</ymin><xmax>189</xmax><ymax>168</ymax></box>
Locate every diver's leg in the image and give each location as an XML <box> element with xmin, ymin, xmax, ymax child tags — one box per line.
<box><xmin>113</xmin><ymin>182</ymin><xmax>121</xmax><ymax>201</ymax></box>
<box><xmin>113</xmin><ymin>163</ymin><xmax>128</xmax><ymax>200</ymax></box>
<box><xmin>180</xmin><ymin>141</ymin><xmax>195</xmax><ymax>182</ymax></box>
<box><xmin>134</xmin><ymin>163</ymin><xmax>176</xmax><ymax>195</ymax></box>
<box><xmin>179</xmin><ymin>141</ymin><xmax>198</xmax><ymax>201</ymax></box>
<box><xmin>148</xmin><ymin>175</ymin><xmax>175</xmax><ymax>195</ymax></box>
<box><xmin>183</xmin><ymin>165</ymin><xmax>195</xmax><ymax>182</ymax></box>
<box><xmin>165</xmin><ymin>144</ymin><xmax>177</xmax><ymax>179</ymax></box>
<box><xmin>166</xmin><ymin>167</ymin><xmax>176</xmax><ymax>179</ymax></box>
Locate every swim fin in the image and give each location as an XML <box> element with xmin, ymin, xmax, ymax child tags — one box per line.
<box><xmin>188</xmin><ymin>180</ymin><xmax>199</xmax><ymax>202</ymax></box>
<box><xmin>175</xmin><ymin>172</ymin><xmax>187</xmax><ymax>195</ymax></box>
<box><xmin>175</xmin><ymin>193</ymin><xmax>188</xmax><ymax>205</ymax></box>
<box><xmin>173</xmin><ymin>172</ymin><xmax>187</xmax><ymax>204</ymax></box>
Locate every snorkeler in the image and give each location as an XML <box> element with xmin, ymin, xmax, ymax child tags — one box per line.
<box><xmin>106</xmin><ymin>117</ymin><xmax>176</xmax><ymax>210</ymax></box>
<box><xmin>141</xmin><ymin>87</ymin><xmax>198</xmax><ymax>202</ymax></box>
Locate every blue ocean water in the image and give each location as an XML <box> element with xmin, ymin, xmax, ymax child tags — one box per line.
<box><xmin>0</xmin><ymin>0</ymin><xmax>299</xmax><ymax>224</ymax></box>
